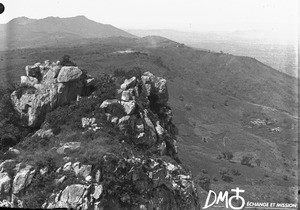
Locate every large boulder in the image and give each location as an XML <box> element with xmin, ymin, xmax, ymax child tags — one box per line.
<box><xmin>11</xmin><ymin>83</ymin><xmax>66</xmax><ymax>127</ymax></box>
<box><xmin>20</xmin><ymin>76</ymin><xmax>38</xmax><ymax>86</ymax></box>
<box><xmin>120</xmin><ymin>76</ymin><xmax>136</xmax><ymax>90</ymax></box>
<box><xmin>120</xmin><ymin>100</ymin><xmax>136</xmax><ymax>115</ymax></box>
<box><xmin>57</xmin><ymin>66</ymin><xmax>83</xmax><ymax>83</ymax></box>
<box><xmin>0</xmin><ymin>171</ymin><xmax>11</xmax><ymax>194</ymax></box>
<box><xmin>12</xmin><ymin>165</ymin><xmax>35</xmax><ymax>194</ymax></box>
<box><xmin>42</xmin><ymin>65</ymin><xmax>61</xmax><ymax>84</ymax></box>
<box><xmin>45</xmin><ymin>184</ymin><xmax>103</xmax><ymax>209</ymax></box>
<box><xmin>11</xmin><ymin>61</ymin><xmax>90</xmax><ymax>127</ymax></box>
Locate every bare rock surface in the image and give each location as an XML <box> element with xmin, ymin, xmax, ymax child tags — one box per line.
<box><xmin>10</xmin><ymin>60</ymin><xmax>93</xmax><ymax>127</ymax></box>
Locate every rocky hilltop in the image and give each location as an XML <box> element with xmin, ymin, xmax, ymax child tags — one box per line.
<box><xmin>0</xmin><ymin>59</ymin><xmax>200</xmax><ymax>209</ymax></box>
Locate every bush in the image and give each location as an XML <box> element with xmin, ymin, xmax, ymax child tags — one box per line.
<box><xmin>195</xmin><ymin>173</ymin><xmax>211</xmax><ymax>191</ymax></box>
<box><xmin>60</xmin><ymin>55</ymin><xmax>77</xmax><ymax>66</ymax></box>
<box><xmin>222</xmin><ymin>151</ymin><xmax>233</xmax><ymax>160</ymax></box>
<box><xmin>241</xmin><ymin>155</ymin><xmax>254</xmax><ymax>167</ymax></box>
<box><xmin>17</xmin><ymin>135</ymin><xmax>51</xmax><ymax>152</ymax></box>
<box><xmin>153</xmin><ymin>57</ymin><xmax>170</xmax><ymax>71</ymax></box>
<box><xmin>231</xmin><ymin>168</ymin><xmax>241</xmax><ymax>176</ymax></box>
<box><xmin>93</xmin><ymin>73</ymin><xmax>117</xmax><ymax>101</ymax></box>
<box><xmin>219</xmin><ymin>167</ymin><xmax>233</xmax><ymax>182</ymax></box>
<box><xmin>185</xmin><ymin>104</ymin><xmax>192</xmax><ymax>111</ymax></box>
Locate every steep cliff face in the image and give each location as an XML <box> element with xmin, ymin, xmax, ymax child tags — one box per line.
<box><xmin>0</xmin><ymin>61</ymin><xmax>199</xmax><ymax>209</ymax></box>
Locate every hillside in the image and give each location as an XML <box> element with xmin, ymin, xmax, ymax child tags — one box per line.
<box><xmin>127</xmin><ymin>29</ymin><xmax>298</xmax><ymax>78</ymax></box>
<box><xmin>0</xmin><ymin>59</ymin><xmax>202</xmax><ymax>208</ymax></box>
<box><xmin>0</xmin><ymin>16</ymin><xmax>136</xmax><ymax>49</ymax></box>
<box><xmin>0</xmin><ymin>36</ymin><xmax>298</xmax><ymax>207</ymax></box>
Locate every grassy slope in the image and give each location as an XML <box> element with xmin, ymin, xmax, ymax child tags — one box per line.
<box><xmin>0</xmin><ymin>37</ymin><xmax>298</xmax><ymax>203</ymax></box>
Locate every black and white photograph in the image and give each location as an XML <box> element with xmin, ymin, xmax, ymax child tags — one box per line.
<box><xmin>0</xmin><ymin>0</ymin><xmax>298</xmax><ymax>209</ymax></box>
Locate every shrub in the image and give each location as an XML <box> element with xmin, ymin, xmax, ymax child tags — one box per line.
<box><xmin>93</xmin><ymin>73</ymin><xmax>117</xmax><ymax>101</ymax></box>
<box><xmin>185</xmin><ymin>104</ymin><xmax>192</xmax><ymax>111</ymax></box>
<box><xmin>60</xmin><ymin>54</ymin><xmax>77</xmax><ymax>66</ymax></box>
<box><xmin>201</xmin><ymin>169</ymin><xmax>208</xmax><ymax>174</ymax></box>
<box><xmin>44</xmin><ymin>104</ymin><xmax>72</xmax><ymax>132</ymax></box>
<box><xmin>17</xmin><ymin>135</ymin><xmax>50</xmax><ymax>152</ymax></box>
<box><xmin>195</xmin><ymin>173</ymin><xmax>211</xmax><ymax>191</ymax></box>
<box><xmin>241</xmin><ymin>155</ymin><xmax>254</xmax><ymax>167</ymax></box>
<box><xmin>153</xmin><ymin>57</ymin><xmax>170</xmax><ymax>71</ymax></box>
<box><xmin>219</xmin><ymin>167</ymin><xmax>233</xmax><ymax>182</ymax></box>
<box><xmin>125</xmin><ymin>67</ymin><xmax>143</xmax><ymax>79</ymax></box>
<box><xmin>113</xmin><ymin>69</ymin><xmax>127</xmax><ymax>78</ymax></box>
<box><xmin>222</xmin><ymin>151</ymin><xmax>233</xmax><ymax>160</ymax></box>
<box><xmin>255</xmin><ymin>159</ymin><xmax>261</xmax><ymax>167</ymax></box>
<box><xmin>231</xmin><ymin>168</ymin><xmax>241</xmax><ymax>176</ymax></box>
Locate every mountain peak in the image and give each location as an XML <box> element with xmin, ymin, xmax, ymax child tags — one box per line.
<box><xmin>73</xmin><ymin>15</ymin><xmax>88</xmax><ymax>19</ymax></box>
<box><xmin>8</xmin><ymin>16</ymin><xmax>36</xmax><ymax>25</ymax></box>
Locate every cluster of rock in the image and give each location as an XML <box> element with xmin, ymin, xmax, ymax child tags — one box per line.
<box><xmin>42</xmin><ymin>155</ymin><xmax>198</xmax><ymax>209</ymax></box>
<box><xmin>249</xmin><ymin>118</ymin><xmax>281</xmax><ymax>133</ymax></box>
<box><xmin>1</xmin><ymin>62</ymin><xmax>200</xmax><ymax>209</ymax></box>
<box><xmin>0</xmin><ymin>160</ymin><xmax>35</xmax><ymax>207</ymax></box>
<box><xmin>10</xmin><ymin>60</ymin><xmax>94</xmax><ymax>127</ymax></box>
<box><xmin>81</xmin><ymin>117</ymin><xmax>101</xmax><ymax>132</ymax></box>
<box><xmin>100</xmin><ymin>72</ymin><xmax>177</xmax><ymax>157</ymax></box>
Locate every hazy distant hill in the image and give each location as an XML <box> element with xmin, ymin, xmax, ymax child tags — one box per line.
<box><xmin>0</xmin><ymin>16</ymin><xmax>136</xmax><ymax>49</ymax></box>
<box><xmin>127</xmin><ymin>29</ymin><xmax>298</xmax><ymax>78</ymax></box>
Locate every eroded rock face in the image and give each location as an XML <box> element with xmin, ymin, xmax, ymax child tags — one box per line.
<box><xmin>11</xmin><ymin>60</ymin><xmax>93</xmax><ymax>127</ymax></box>
<box><xmin>2</xmin><ymin>70</ymin><xmax>199</xmax><ymax>209</ymax></box>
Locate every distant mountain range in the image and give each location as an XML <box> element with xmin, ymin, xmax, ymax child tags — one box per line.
<box><xmin>0</xmin><ymin>16</ymin><xmax>136</xmax><ymax>49</ymax></box>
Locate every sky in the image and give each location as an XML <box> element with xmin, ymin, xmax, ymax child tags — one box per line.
<box><xmin>0</xmin><ymin>0</ymin><xmax>298</xmax><ymax>40</ymax></box>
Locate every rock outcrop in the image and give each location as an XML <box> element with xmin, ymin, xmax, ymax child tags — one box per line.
<box><xmin>10</xmin><ymin>60</ymin><xmax>94</xmax><ymax>127</ymax></box>
<box><xmin>100</xmin><ymin>72</ymin><xmax>176</xmax><ymax>156</ymax></box>
<box><xmin>1</xmin><ymin>64</ymin><xmax>199</xmax><ymax>209</ymax></box>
